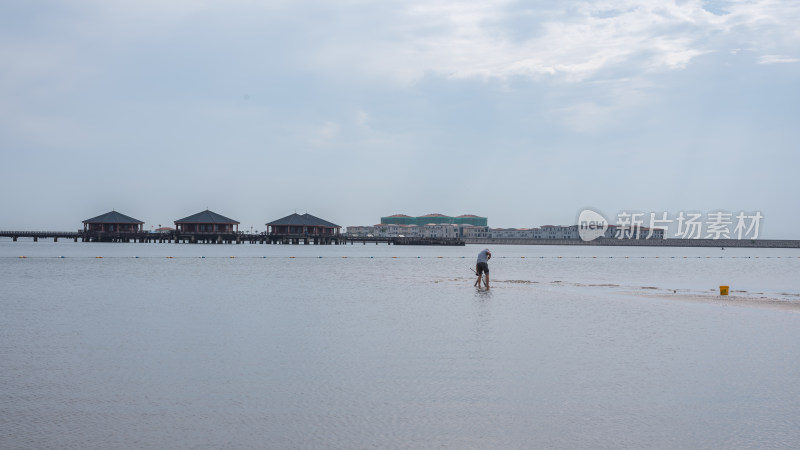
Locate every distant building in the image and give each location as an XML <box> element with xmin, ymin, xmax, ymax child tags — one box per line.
<box><xmin>491</xmin><ymin>228</ymin><xmax>534</xmax><ymax>239</ymax></box>
<box><xmin>539</xmin><ymin>225</ymin><xmax>580</xmax><ymax>239</ymax></box>
<box><xmin>460</xmin><ymin>225</ymin><xmax>490</xmax><ymax>239</ymax></box>
<box><xmin>486</xmin><ymin>224</ymin><xmax>664</xmax><ymax>240</ymax></box>
<box><xmin>607</xmin><ymin>225</ymin><xmax>665</xmax><ymax>240</ymax></box>
<box><xmin>83</xmin><ymin>210</ymin><xmax>144</xmax><ymax>233</ymax></box>
<box><xmin>370</xmin><ymin>223</ymin><xmax>416</xmax><ymax>237</ymax></box>
<box><xmin>642</xmin><ymin>227</ymin><xmax>665</xmax><ymax>240</ymax></box>
<box><xmin>267</xmin><ymin>213</ymin><xmax>341</xmax><ymax>236</ymax></box>
<box><xmin>345</xmin><ymin>225</ymin><xmax>374</xmax><ymax>236</ymax></box>
<box><xmin>490</xmin><ymin>226</ymin><xmax>576</xmax><ymax>239</ymax></box>
<box><xmin>420</xmin><ymin>223</ymin><xmax>458</xmax><ymax>239</ymax></box>
<box><xmin>175</xmin><ymin>209</ymin><xmax>239</xmax><ymax>233</ymax></box>
<box><xmin>347</xmin><ymin>214</ymin><xmax>665</xmax><ymax>241</ymax></box>
<box><xmin>380</xmin><ymin>214</ymin><xmax>415</xmax><ymax>225</ymax></box>
<box><xmin>380</xmin><ymin>213</ymin><xmax>487</xmax><ymax>227</ymax></box>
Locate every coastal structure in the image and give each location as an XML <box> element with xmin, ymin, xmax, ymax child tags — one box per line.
<box><xmin>380</xmin><ymin>213</ymin><xmax>488</xmax><ymax>227</ymax></box>
<box><xmin>266</xmin><ymin>213</ymin><xmax>342</xmax><ymax>244</ymax></box>
<box><xmin>346</xmin><ymin>221</ymin><xmax>664</xmax><ymax>241</ymax></box>
<box><xmin>491</xmin><ymin>225</ymin><xmax>580</xmax><ymax>239</ymax></box>
<box><xmin>3</xmin><ymin>208</ymin><xmax>756</xmax><ymax>246</ymax></box>
<box><xmin>174</xmin><ymin>210</ymin><xmax>239</xmax><ymax>233</ymax></box>
<box><xmin>83</xmin><ymin>210</ymin><xmax>144</xmax><ymax>233</ymax></box>
<box><xmin>487</xmin><ymin>225</ymin><xmax>664</xmax><ymax>240</ymax></box>
<box><xmin>347</xmin><ymin>223</ymin><xmax>464</xmax><ymax>238</ymax></box>
<box><xmin>609</xmin><ymin>225</ymin><xmax>665</xmax><ymax>240</ymax></box>
<box><xmin>460</xmin><ymin>225</ymin><xmax>491</xmax><ymax>239</ymax></box>
<box><xmin>349</xmin><ymin>213</ymin><xmax>490</xmax><ymax>239</ymax></box>
<box><xmin>420</xmin><ymin>223</ymin><xmax>458</xmax><ymax>239</ymax></box>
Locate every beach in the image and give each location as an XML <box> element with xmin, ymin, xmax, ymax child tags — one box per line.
<box><xmin>2</xmin><ymin>241</ymin><xmax>799</xmax><ymax>448</ymax></box>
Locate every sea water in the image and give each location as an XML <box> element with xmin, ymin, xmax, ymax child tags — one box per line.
<box><xmin>2</xmin><ymin>240</ymin><xmax>799</xmax><ymax>449</ymax></box>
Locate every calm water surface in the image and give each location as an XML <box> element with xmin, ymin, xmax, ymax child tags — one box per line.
<box><xmin>2</xmin><ymin>241</ymin><xmax>799</xmax><ymax>448</ymax></box>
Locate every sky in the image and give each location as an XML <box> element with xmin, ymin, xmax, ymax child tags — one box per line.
<box><xmin>1</xmin><ymin>0</ymin><xmax>799</xmax><ymax>237</ymax></box>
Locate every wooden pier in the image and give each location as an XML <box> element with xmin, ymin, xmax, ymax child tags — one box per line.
<box><xmin>0</xmin><ymin>230</ymin><xmax>251</xmax><ymax>244</ymax></box>
<box><xmin>0</xmin><ymin>231</ymin><xmax>83</xmax><ymax>242</ymax></box>
<box><xmin>0</xmin><ymin>231</ymin><xmax>465</xmax><ymax>246</ymax></box>
<box><xmin>344</xmin><ymin>236</ymin><xmax>465</xmax><ymax>246</ymax></box>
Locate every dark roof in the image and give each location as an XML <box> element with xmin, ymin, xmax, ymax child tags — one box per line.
<box><xmin>266</xmin><ymin>213</ymin><xmax>340</xmax><ymax>228</ymax></box>
<box><xmin>175</xmin><ymin>209</ymin><xmax>239</xmax><ymax>224</ymax></box>
<box><xmin>83</xmin><ymin>210</ymin><xmax>144</xmax><ymax>224</ymax></box>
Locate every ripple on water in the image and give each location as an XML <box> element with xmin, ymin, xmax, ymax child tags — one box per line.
<box><xmin>1</xmin><ymin>244</ymin><xmax>799</xmax><ymax>448</ymax></box>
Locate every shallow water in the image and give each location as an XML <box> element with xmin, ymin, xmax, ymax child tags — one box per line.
<box><xmin>2</xmin><ymin>241</ymin><xmax>800</xmax><ymax>448</ymax></box>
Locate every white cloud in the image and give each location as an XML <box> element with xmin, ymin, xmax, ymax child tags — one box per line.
<box><xmin>291</xmin><ymin>0</ymin><xmax>800</xmax><ymax>132</ymax></box>
<box><xmin>758</xmin><ymin>54</ymin><xmax>800</xmax><ymax>64</ymax></box>
<box><xmin>3</xmin><ymin>0</ymin><xmax>799</xmax><ymax>142</ymax></box>
<box><xmin>552</xmin><ymin>77</ymin><xmax>653</xmax><ymax>133</ymax></box>
<box><xmin>8</xmin><ymin>1</ymin><xmax>798</xmax><ymax>87</ymax></box>
<box><xmin>319</xmin><ymin>121</ymin><xmax>340</xmax><ymax>140</ymax></box>
<box><xmin>304</xmin><ymin>0</ymin><xmax>800</xmax><ymax>84</ymax></box>
<box><xmin>355</xmin><ymin>110</ymin><xmax>369</xmax><ymax>128</ymax></box>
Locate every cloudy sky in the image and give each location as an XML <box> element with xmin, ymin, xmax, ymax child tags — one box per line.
<box><xmin>2</xmin><ymin>0</ymin><xmax>799</xmax><ymax>237</ymax></box>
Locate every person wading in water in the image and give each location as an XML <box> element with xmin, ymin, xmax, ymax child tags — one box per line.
<box><xmin>474</xmin><ymin>248</ymin><xmax>491</xmax><ymax>288</ymax></box>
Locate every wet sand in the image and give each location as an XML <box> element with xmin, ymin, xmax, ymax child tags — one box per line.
<box><xmin>482</xmin><ymin>277</ymin><xmax>800</xmax><ymax>313</ymax></box>
<box><xmin>625</xmin><ymin>290</ymin><xmax>800</xmax><ymax>312</ymax></box>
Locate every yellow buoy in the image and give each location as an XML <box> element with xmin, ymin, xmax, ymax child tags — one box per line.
<box><xmin>720</xmin><ymin>286</ymin><xmax>729</xmax><ymax>296</ymax></box>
